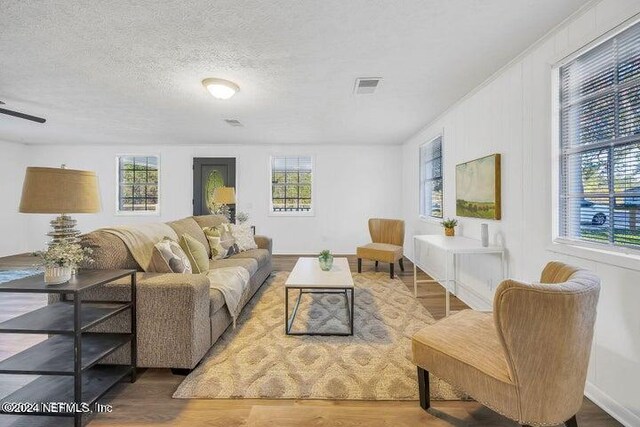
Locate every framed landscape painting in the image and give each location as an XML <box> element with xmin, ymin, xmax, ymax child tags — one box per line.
<box><xmin>456</xmin><ymin>153</ymin><xmax>501</xmax><ymax>220</ymax></box>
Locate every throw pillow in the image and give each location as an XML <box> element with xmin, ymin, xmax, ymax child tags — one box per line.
<box><xmin>217</xmin><ymin>223</ymin><xmax>239</xmax><ymax>258</ymax></box>
<box><xmin>203</xmin><ymin>226</ymin><xmax>226</xmax><ymax>260</ymax></box>
<box><xmin>179</xmin><ymin>234</ymin><xmax>209</xmax><ymax>274</ymax></box>
<box><xmin>150</xmin><ymin>237</ymin><xmax>192</xmax><ymax>274</ymax></box>
<box><xmin>229</xmin><ymin>223</ymin><xmax>258</xmax><ymax>252</ymax></box>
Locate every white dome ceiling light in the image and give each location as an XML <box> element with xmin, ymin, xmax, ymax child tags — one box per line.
<box><xmin>202</xmin><ymin>78</ymin><xmax>240</xmax><ymax>100</ymax></box>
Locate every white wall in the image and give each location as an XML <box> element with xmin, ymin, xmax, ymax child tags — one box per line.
<box><xmin>0</xmin><ymin>141</ymin><xmax>28</xmax><ymax>257</ymax></box>
<box><xmin>401</xmin><ymin>1</ymin><xmax>640</xmax><ymax>425</ymax></box>
<box><xmin>22</xmin><ymin>144</ymin><xmax>402</xmax><ymax>255</ymax></box>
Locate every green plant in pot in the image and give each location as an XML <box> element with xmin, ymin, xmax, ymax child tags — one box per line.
<box><xmin>441</xmin><ymin>218</ymin><xmax>458</xmax><ymax>237</ymax></box>
<box><xmin>34</xmin><ymin>241</ymin><xmax>93</xmax><ymax>285</ymax></box>
<box><xmin>318</xmin><ymin>249</ymin><xmax>334</xmax><ymax>271</ymax></box>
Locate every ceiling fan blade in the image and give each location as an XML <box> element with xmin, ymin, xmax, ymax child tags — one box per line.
<box><xmin>0</xmin><ymin>107</ymin><xmax>46</xmax><ymax>123</ymax></box>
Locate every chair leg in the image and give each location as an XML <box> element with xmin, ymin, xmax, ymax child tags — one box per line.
<box><xmin>357</xmin><ymin>258</ymin><xmax>362</xmax><ymax>273</ymax></box>
<box><xmin>565</xmin><ymin>415</ymin><xmax>578</xmax><ymax>427</ymax></box>
<box><xmin>417</xmin><ymin>366</ymin><xmax>430</xmax><ymax>410</ymax></box>
<box><xmin>375</xmin><ymin>261</ymin><xmax>378</xmax><ymax>271</ymax></box>
<box><xmin>399</xmin><ymin>258</ymin><xmax>405</xmax><ymax>272</ymax></box>
<box><xmin>390</xmin><ymin>263</ymin><xmax>394</xmax><ymax>278</ymax></box>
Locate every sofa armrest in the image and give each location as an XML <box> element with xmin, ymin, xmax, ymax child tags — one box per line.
<box><xmin>254</xmin><ymin>235</ymin><xmax>272</xmax><ymax>254</ymax></box>
<box><xmin>59</xmin><ymin>272</ymin><xmax>212</xmax><ymax>369</ymax></box>
<box><xmin>123</xmin><ymin>273</ymin><xmax>211</xmax><ymax>369</ymax></box>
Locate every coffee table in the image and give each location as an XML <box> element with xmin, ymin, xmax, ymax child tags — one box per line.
<box><xmin>284</xmin><ymin>257</ymin><xmax>354</xmax><ymax>336</ymax></box>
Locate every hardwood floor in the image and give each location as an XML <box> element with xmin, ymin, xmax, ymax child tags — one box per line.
<box><xmin>0</xmin><ymin>255</ymin><xmax>622</xmax><ymax>427</ymax></box>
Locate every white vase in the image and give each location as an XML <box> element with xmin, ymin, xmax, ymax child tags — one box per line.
<box><xmin>481</xmin><ymin>223</ymin><xmax>489</xmax><ymax>247</ymax></box>
<box><xmin>44</xmin><ymin>266</ymin><xmax>72</xmax><ymax>285</ymax></box>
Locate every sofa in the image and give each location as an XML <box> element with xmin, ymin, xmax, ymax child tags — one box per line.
<box><xmin>52</xmin><ymin>214</ymin><xmax>273</xmax><ymax>371</ymax></box>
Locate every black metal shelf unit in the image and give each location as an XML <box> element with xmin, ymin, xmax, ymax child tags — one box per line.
<box><xmin>0</xmin><ymin>269</ymin><xmax>137</xmax><ymax>427</ymax></box>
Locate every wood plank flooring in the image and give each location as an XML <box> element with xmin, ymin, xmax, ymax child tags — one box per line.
<box><xmin>0</xmin><ymin>255</ymin><xmax>622</xmax><ymax>427</ymax></box>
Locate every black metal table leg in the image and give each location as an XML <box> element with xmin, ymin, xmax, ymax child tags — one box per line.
<box><xmin>286</xmin><ymin>289</ymin><xmax>303</xmax><ymax>334</ymax></box>
<box><xmin>350</xmin><ymin>288</ymin><xmax>354</xmax><ymax>336</ymax></box>
<box><xmin>284</xmin><ymin>287</ymin><xmax>289</xmax><ymax>334</ymax></box>
<box><xmin>285</xmin><ymin>287</ymin><xmax>355</xmax><ymax>336</ymax></box>
<box><xmin>130</xmin><ymin>272</ymin><xmax>137</xmax><ymax>383</ymax></box>
<box><xmin>74</xmin><ymin>292</ymin><xmax>82</xmax><ymax>427</ymax></box>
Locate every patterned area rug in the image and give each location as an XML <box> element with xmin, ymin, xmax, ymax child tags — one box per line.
<box><xmin>173</xmin><ymin>271</ymin><xmax>465</xmax><ymax>400</ymax></box>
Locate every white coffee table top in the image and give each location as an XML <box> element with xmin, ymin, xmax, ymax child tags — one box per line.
<box><xmin>285</xmin><ymin>257</ymin><xmax>354</xmax><ymax>289</ymax></box>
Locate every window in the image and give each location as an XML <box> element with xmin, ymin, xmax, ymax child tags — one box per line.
<box><xmin>270</xmin><ymin>156</ymin><xmax>313</xmax><ymax>214</ymax></box>
<box><xmin>558</xmin><ymin>22</ymin><xmax>640</xmax><ymax>250</ymax></box>
<box><xmin>420</xmin><ymin>136</ymin><xmax>443</xmax><ymax>218</ymax></box>
<box><xmin>116</xmin><ymin>155</ymin><xmax>159</xmax><ymax>214</ymax></box>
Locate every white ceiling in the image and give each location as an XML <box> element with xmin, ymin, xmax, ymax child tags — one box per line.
<box><xmin>0</xmin><ymin>0</ymin><xmax>589</xmax><ymax>146</ymax></box>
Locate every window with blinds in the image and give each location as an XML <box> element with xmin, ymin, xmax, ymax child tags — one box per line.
<box><xmin>270</xmin><ymin>156</ymin><xmax>313</xmax><ymax>214</ymax></box>
<box><xmin>559</xmin><ymin>21</ymin><xmax>640</xmax><ymax>250</ymax></box>
<box><xmin>419</xmin><ymin>136</ymin><xmax>443</xmax><ymax>218</ymax></box>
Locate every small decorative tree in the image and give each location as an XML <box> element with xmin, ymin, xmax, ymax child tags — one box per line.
<box><xmin>441</xmin><ymin>218</ymin><xmax>458</xmax><ymax>237</ymax></box>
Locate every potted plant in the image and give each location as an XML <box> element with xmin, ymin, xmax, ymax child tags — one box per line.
<box><xmin>441</xmin><ymin>218</ymin><xmax>458</xmax><ymax>237</ymax></box>
<box><xmin>35</xmin><ymin>241</ymin><xmax>93</xmax><ymax>285</ymax></box>
<box><xmin>318</xmin><ymin>249</ymin><xmax>334</xmax><ymax>271</ymax></box>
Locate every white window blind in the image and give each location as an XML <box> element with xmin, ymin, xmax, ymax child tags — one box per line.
<box><xmin>270</xmin><ymin>156</ymin><xmax>313</xmax><ymax>214</ymax></box>
<box><xmin>420</xmin><ymin>136</ymin><xmax>443</xmax><ymax>218</ymax></box>
<box><xmin>559</xmin><ymin>21</ymin><xmax>640</xmax><ymax>250</ymax></box>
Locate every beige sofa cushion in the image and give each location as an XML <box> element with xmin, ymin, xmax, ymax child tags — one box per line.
<box><xmin>167</xmin><ymin>217</ymin><xmax>211</xmax><ymax>258</ymax></box>
<box><xmin>231</xmin><ymin>249</ymin><xmax>270</xmax><ymax>269</ymax></box>
<box><xmin>209</xmin><ymin>289</ymin><xmax>227</xmax><ymax>315</ymax></box>
<box><xmin>208</xmin><ymin>257</ymin><xmax>258</xmax><ymax>276</ymax></box>
<box><xmin>192</xmin><ymin>214</ymin><xmax>228</xmax><ymax>229</ymax></box>
<box><xmin>80</xmin><ymin>230</ymin><xmax>140</xmax><ymax>270</ymax></box>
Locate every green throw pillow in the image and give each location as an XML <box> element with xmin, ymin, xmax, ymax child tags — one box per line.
<box><xmin>179</xmin><ymin>234</ymin><xmax>209</xmax><ymax>274</ymax></box>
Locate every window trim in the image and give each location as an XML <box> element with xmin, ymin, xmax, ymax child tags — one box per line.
<box><xmin>268</xmin><ymin>154</ymin><xmax>315</xmax><ymax>217</ymax></box>
<box><xmin>419</xmin><ymin>134</ymin><xmax>444</xmax><ymax>220</ymax></box>
<box><xmin>115</xmin><ymin>154</ymin><xmax>161</xmax><ymax>216</ymax></box>
<box><xmin>551</xmin><ymin>17</ymin><xmax>640</xmax><ymax>255</ymax></box>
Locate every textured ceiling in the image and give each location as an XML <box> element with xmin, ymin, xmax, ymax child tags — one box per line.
<box><xmin>0</xmin><ymin>0</ymin><xmax>589</xmax><ymax>146</ymax></box>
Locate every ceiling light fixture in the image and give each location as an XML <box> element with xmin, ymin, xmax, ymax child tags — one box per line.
<box><xmin>202</xmin><ymin>78</ymin><xmax>240</xmax><ymax>100</ymax></box>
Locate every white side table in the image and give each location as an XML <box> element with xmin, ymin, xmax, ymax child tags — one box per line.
<box><xmin>413</xmin><ymin>235</ymin><xmax>507</xmax><ymax>316</ymax></box>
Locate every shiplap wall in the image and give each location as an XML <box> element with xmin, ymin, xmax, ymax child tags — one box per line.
<box><xmin>401</xmin><ymin>1</ymin><xmax>640</xmax><ymax>424</ymax></box>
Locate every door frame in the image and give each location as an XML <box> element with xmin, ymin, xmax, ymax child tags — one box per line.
<box><xmin>193</xmin><ymin>157</ymin><xmax>237</xmax><ymax>217</ymax></box>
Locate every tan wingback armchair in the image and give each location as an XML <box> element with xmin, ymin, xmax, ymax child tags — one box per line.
<box><xmin>356</xmin><ymin>218</ymin><xmax>405</xmax><ymax>278</ymax></box>
<box><xmin>412</xmin><ymin>262</ymin><xmax>600</xmax><ymax>427</ymax></box>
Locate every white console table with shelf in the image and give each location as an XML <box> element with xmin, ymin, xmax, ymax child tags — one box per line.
<box><xmin>413</xmin><ymin>235</ymin><xmax>507</xmax><ymax>316</ymax></box>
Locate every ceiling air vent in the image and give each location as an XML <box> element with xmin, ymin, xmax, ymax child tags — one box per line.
<box><xmin>354</xmin><ymin>77</ymin><xmax>382</xmax><ymax>95</ymax></box>
<box><xmin>224</xmin><ymin>119</ymin><xmax>243</xmax><ymax>127</ymax></box>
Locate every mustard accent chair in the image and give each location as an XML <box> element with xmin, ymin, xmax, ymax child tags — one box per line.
<box><xmin>411</xmin><ymin>262</ymin><xmax>600</xmax><ymax>427</ymax></box>
<box><xmin>356</xmin><ymin>218</ymin><xmax>405</xmax><ymax>278</ymax></box>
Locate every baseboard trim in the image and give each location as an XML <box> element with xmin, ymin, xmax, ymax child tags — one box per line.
<box><xmin>585</xmin><ymin>382</ymin><xmax>640</xmax><ymax>427</ymax></box>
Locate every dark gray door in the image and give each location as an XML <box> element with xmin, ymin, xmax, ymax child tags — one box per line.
<box><xmin>193</xmin><ymin>157</ymin><xmax>236</xmax><ymax>220</ymax></box>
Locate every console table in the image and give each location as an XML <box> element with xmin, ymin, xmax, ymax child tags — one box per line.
<box><xmin>413</xmin><ymin>235</ymin><xmax>506</xmax><ymax>316</ymax></box>
<box><xmin>0</xmin><ymin>269</ymin><xmax>137</xmax><ymax>427</ymax></box>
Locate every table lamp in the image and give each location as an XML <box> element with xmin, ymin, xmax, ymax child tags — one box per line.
<box><xmin>19</xmin><ymin>165</ymin><xmax>101</xmax><ymax>245</ymax></box>
<box><xmin>213</xmin><ymin>186</ymin><xmax>236</xmax><ymax>221</ymax></box>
